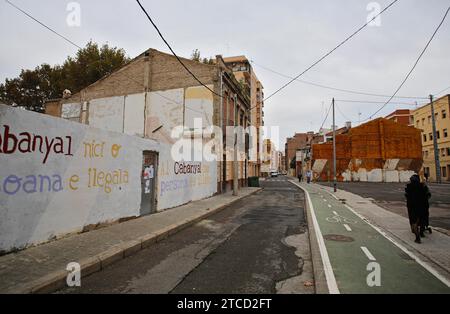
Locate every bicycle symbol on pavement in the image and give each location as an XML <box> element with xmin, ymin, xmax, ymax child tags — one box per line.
<box><xmin>326</xmin><ymin>211</ymin><xmax>357</xmax><ymax>224</ymax></box>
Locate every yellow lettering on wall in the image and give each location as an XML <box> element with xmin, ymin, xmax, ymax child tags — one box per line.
<box><xmin>69</xmin><ymin>175</ymin><xmax>79</xmax><ymax>190</ymax></box>
<box><xmin>111</xmin><ymin>144</ymin><xmax>121</xmax><ymax>158</ymax></box>
<box><xmin>87</xmin><ymin>168</ymin><xmax>129</xmax><ymax>193</ymax></box>
<box><xmin>83</xmin><ymin>140</ymin><xmax>106</xmax><ymax>158</ymax></box>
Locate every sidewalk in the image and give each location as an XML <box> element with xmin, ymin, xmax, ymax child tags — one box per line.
<box><xmin>0</xmin><ymin>187</ymin><xmax>261</xmax><ymax>294</ymax></box>
<box><xmin>290</xmin><ymin>181</ymin><xmax>449</xmax><ymax>293</ymax></box>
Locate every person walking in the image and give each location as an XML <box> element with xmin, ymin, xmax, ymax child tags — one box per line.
<box><xmin>298</xmin><ymin>171</ymin><xmax>303</xmax><ymax>182</ymax></box>
<box><xmin>424</xmin><ymin>171</ymin><xmax>429</xmax><ymax>183</ymax></box>
<box><xmin>405</xmin><ymin>174</ymin><xmax>431</xmax><ymax>243</ymax></box>
<box><xmin>306</xmin><ymin>170</ymin><xmax>312</xmax><ymax>184</ymax></box>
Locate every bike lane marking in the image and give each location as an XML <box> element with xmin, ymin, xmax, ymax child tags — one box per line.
<box><xmin>295</xmin><ymin>182</ymin><xmax>450</xmax><ymax>293</ymax></box>
<box><xmin>341</xmin><ymin>203</ymin><xmax>450</xmax><ymax>289</ymax></box>
<box><xmin>303</xmin><ymin>183</ymin><xmax>340</xmax><ymax>294</ymax></box>
<box><xmin>361</xmin><ymin>246</ymin><xmax>376</xmax><ymax>261</ymax></box>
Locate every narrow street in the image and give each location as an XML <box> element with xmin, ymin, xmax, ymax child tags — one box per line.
<box><xmin>57</xmin><ymin>176</ymin><xmax>313</xmax><ymax>294</ymax></box>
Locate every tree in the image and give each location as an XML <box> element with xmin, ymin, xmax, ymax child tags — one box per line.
<box><xmin>0</xmin><ymin>41</ymin><xmax>129</xmax><ymax>112</ymax></box>
<box><xmin>191</xmin><ymin>49</ymin><xmax>201</xmax><ymax>62</ymax></box>
<box><xmin>190</xmin><ymin>49</ymin><xmax>214</xmax><ymax>65</ymax></box>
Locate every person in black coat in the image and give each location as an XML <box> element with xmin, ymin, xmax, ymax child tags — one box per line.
<box><xmin>405</xmin><ymin>174</ymin><xmax>431</xmax><ymax>243</ymax></box>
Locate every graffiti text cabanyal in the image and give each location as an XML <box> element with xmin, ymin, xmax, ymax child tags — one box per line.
<box><xmin>0</xmin><ymin>125</ymin><xmax>73</xmax><ymax>164</ymax></box>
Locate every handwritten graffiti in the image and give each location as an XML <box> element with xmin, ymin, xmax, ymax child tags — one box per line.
<box><xmin>83</xmin><ymin>140</ymin><xmax>106</xmax><ymax>158</ymax></box>
<box><xmin>1</xmin><ymin>174</ymin><xmax>63</xmax><ymax>195</ymax></box>
<box><xmin>160</xmin><ymin>178</ymin><xmax>188</xmax><ymax>196</ymax></box>
<box><xmin>83</xmin><ymin>140</ymin><xmax>122</xmax><ymax>159</ymax></box>
<box><xmin>174</xmin><ymin>162</ymin><xmax>201</xmax><ymax>175</ymax></box>
<box><xmin>0</xmin><ymin>125</ymin><xmax>73</xmax><ymax>163</ymax></box>
<box><xmin>87</xmin><ymin>168</ymin><xmax>129</xmax><ymax>193</ymax></box>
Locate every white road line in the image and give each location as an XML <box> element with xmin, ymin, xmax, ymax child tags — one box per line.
<box><xmin>341</xmin><ymin>205</ymin><xmax>450</xmax><ymax>287</ymax></box>
<box><xmin>323</xmin><ymin>199</ymin><xmax>327</xmax><ymax>202</ymax></box>
<box><xmin>332</xmin><ymin>211</ymin><xmax>338</xmax><ymax>216</ymax></box>
<box><xmin>343</xmin><ymin>224</ymin><xmax>352</xmax><ymax>232</ymax></box>
<box><xmin>290</xmin><ymin>181</ymin><xmax>340</xmax><ymax>294</ymax></box>
<box><xmin>327</xmin><ymin>204</ymin><xmax>332</xmax><ymax>208</ymax></box>
<box><xmin>361</xmin><ymin>246</ymin><xmax>376</xmax><ymax>261</ymax></box>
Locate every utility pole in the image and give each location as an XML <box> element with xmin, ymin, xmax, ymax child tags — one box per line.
<box><xmin>430</xmin><ymin>94</ymin><xmax>441</xmax><ymax>184</ymax></box>
<box><xmin>332</xmin><ymin>98</ymin><xmax>337</xmax><ymax>192</ymax></box>
<box><xmin>233</xmin><ymin>94</ymin><xmax>239</xmax><ymax>196</ymax></box>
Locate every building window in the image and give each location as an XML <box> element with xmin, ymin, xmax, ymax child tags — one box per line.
<box><xmin>442</xmin><ymin>167</ymin><xmax>447</xmax><ymax>178</ymax></box>
<box><xmin>422</xmin><ymin>118</ymin><xmax>425</xmax><ymax>126</ymax></box>
<box><xmin>424</xmin><ymin>150</ymin><xmax>428</xmax><ymax>158</ymax></box>
<box><xmin>443</xmin><ymin>110</ymin><xmax>447</xmax><ymax>119</ymax></box>
<box><xmin>437</xmin><ymin>131</ymin><xmax>440</xmax><ymax>139</ymax></box>
<box><xmin>416</xmin><ymin>120</ymin><xmax>420</xmax><ymax>127</ymax></box>
<box><xmin>435</xmin><ymin>112</ymin><xmax>439</xmax><ymax>120</ymax></box>
<box><xmin>428</xmin><ymin>116</ymin><xmax>431</xmax><ymax>123</ymax></box>
<box><xmin>447</xmin><ymin>147</ymin><xmax>450</xmax><ymax>156</ymax></box>
<box><xmin>423</xmin><ymin>134</ymin><xmax>427</xmax><ymax>142</ymax></box>
<box><xmin>442</xmin><ymin>148</ymin><xmax>446</xmax><ymax>157</ymax></box>
<box><xmin>429</xmin><ymin>133</ymin><xmax>433</xmax><ymax>141</ymax></box>
<box><xmin>444</xmin><ymin>129</ymin><xmax>448</xmax><ymax>138</ymax></box>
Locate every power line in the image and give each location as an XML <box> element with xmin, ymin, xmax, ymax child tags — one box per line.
<box><xmin>335</xmin><ymin>99</ymin><xmax>426</xmax><ymax>106</ymax></box>
<box><xmin>5</xmin><ymin>0</ymin><xmax>82</xmax><ymax>49</ymax></box>
<box><xmin>335</xmin><ymin>103</ymin><xmax>353</xmax><ymax>122</ymax></box>
<box><xmin>364</xmin><ymin>5</ymin><xmax>450</xmax><ymax>121</ymax></box>
<box><xmin>6</xmin><ymin>0</ymin><xmax>213</xmax><ymax>122</ymax></box>
<box><xmin>263</xmin><ymin>0</ymin><xmax>400</xmax><ymax>102</ymax></box>
<box><xmin>251</xmin><ymin>60</ymin><xmax>428</xmax><ymax>100</ymax></box>
<box><xmin>5</xmin><ymin>0</ymin><xmax>149</xmax><ymax>94</ymax></box>
<box><xmin>319</xmin><ymin>100</ymin><xmax>333</xmax><ymax>132</ymax></box>
<box><xmin>135</xmin><ymin>0</ymin><xmax>222</xmax><ymax>98</ymax></box>
<box><xmin>435</xmin><ymin>85</ymin><xmax>450</xmax><ymax>96</ymax></box>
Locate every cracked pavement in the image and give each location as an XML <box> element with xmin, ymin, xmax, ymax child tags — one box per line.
<box><xmin>57</xmin><ymin>176</ymin><xmax>313</xmax><ymax>294</ymax></box>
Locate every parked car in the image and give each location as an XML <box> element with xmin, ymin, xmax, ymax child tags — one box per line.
<box><xmin>270</xmin><ymin>171</ymin><xmax>279</xmax><ymax>177</ymax></box>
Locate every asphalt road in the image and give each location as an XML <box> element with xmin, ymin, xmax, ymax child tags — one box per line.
<box><xmin>318</xmin><ymin>182</ymin><xmax>450</xmax><ymax>231</ymax></box>
<box><xmin>57</xmin><ymin>176</ymin><xmax>312</xmax><ymax>294</ymax></box>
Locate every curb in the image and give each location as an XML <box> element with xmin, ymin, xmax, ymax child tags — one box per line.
<box><xmin>13</xmin><ymin>188</ymin><xmax>262</xmax><ymax>294</ymax></box>
<box><xmin>289</xmin><ymin>181</ymin><xmax>329</xmax><ymax>294</ymax></box>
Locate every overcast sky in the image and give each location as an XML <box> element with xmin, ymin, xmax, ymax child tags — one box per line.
<box><xmin>1</xmin><ymin>0</ymin><xmax>449</xmax><ymax>150</ymax></box>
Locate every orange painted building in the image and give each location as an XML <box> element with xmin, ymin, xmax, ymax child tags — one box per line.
<box><xmin>311</xmin><ymin>118</ymin><xmax>422</xmax><ymax>182</ymax></box>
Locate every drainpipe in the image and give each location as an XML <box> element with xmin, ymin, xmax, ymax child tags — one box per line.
<box><xmin>219</xmin><ymin>71</ymin><xmax>224</xmax><ymax>193</ymax></box>
<box><xmin>143</xmin><ymin>51</ymin><xmax>150</xmax><ymax>138</ymax></box>
<box><xmin>233</xmin><ymin>93</ymin><xmax>239</xmax><ymax>196</ymax></box>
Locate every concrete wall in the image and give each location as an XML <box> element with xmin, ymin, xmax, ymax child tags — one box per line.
<box><xmin>57</xmin><ymin>89</ymin><xmax>219</xmax><ymax>212</ymax></box>
<box><xmin>157</xmin><ymin>142</ymin><xmax>217</xmax><ymax>210</ymax></box>
<box><xmin>0</xmin><ymin>104</ymin><xmax>159</xmax><ymax>252</ymax></box>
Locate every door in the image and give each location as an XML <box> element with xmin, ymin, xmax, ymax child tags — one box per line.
<box><xmin>141</xmin><ymin>151</ymin><xmax>158</xmax><ymax>215</ymax></box>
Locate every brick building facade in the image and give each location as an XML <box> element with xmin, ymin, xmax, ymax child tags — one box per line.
<box><xmin>45</xmin><ymin>48</ymin><xmax>252</xmax><ymax>209</ymax></box>
<box><xmin>311</xmin><ymin>118</ymin><xmax>422</xmax><ymax>182</ymax></box>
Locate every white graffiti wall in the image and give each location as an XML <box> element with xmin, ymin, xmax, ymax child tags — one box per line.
<box><xmin>58</xmin><ymin>88</ymin><xmax>218</xmax><ymax>213</ymax></box>
<box><xmin>0</xmin><ymin>104</ymin><xmax>159</xmax><ymax>252</ymax></box>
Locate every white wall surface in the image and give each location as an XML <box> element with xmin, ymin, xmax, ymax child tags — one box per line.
<box><xmin>0</xmin><ymin>104</ymin><xmax>159</xmax><ymax>252</ymax></box>
<box><xmin>89</xmin><ymin>96</ymin><xmax>124</xmax><ymax>133</ymax></box>
<box><xmin>59</xmin><ymin>89</ymin><xmax>218</xmax><ymax>214</ymax></box>
<box><xmin>147</xmin><ymin>89</ymin><xmax>184</xmax><ymax>144</ymax></box>
<box><xmin>124</xmin><ymin>93</ymin><xmax>145</xmax><ymax>137</ymax></box>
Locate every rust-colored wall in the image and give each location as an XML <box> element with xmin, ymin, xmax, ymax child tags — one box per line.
<box><xmin>312</xmin><ymin>118</ymin><xmax>423</xmax><ymax>181</ymax></box>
